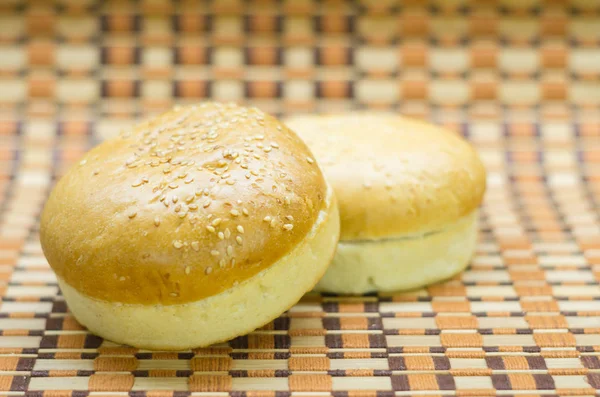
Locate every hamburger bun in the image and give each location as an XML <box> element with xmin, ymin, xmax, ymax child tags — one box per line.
<box><xmin>285</xmin><ymin>113</ymin><xmax>486</xmax><ymax>294</ymax></box>
<box><xmin>41</xmin><ymin>102</ymin><xmax>340</xmax><ymax>350</ymax></box>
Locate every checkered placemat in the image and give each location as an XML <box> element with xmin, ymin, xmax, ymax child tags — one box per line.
<box><xmin>0</xmin><ymin>0</ymin><xmax>599</xmax><ymax>394</ymax></box>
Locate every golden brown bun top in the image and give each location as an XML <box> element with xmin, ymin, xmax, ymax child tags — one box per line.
<box><xmin>285</xmin><ymin>113</ymin><xmax>486</xmax><ymax>241</ymax></box>
<box><xmin>41</xmin><ymin>103</ymin><xmax>328</xmax><ymax>305</ymax></box>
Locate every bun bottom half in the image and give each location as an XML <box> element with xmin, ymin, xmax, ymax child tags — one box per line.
<box><xmin>314</xmin><ymin>211</ymin><xmax>478</xmax><ymax>295</ymax></box>
<box><xmin>59</xmin><ymin>192</ymin><xmax>339</xmax><ymax>351</ymax></box>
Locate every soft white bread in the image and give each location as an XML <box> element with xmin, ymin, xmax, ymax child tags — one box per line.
<box><xmin>40</xmin><ymin>102</ymin><xmax>340</xmax><ymax>349</ymax></box>
<box><xmin>285</xmin><ymin>113</ymin><xmax>486</xmax><ymax>294</ymax></box>
<box><xmin>58</xmin><ymin>190</ymin><xmax>338</xmax><ymax>350</ymax></box>
<box><xmin>314</xmin><ymin>210</ymin><xmax>477</xmax><ymax>294</ymax></box>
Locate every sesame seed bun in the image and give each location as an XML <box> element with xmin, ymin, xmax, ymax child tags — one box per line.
<box><xmin>40</xmin><ymin>102</ymin><xmax>340</xmax><ymax>349</ymax></box>
<box><xmin>284</xmin><ymin>113</ymin><xmax>486</xmax><ymax>294</ymax></box>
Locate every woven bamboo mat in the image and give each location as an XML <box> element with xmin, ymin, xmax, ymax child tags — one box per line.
<box><xmin>0</xmin><ymin>0</ymin><xmax>599</xmax><ymax>394</ymax></box>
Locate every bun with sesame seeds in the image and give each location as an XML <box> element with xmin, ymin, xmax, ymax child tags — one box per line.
<box><xmin>40</xmin><ymin>102</ymin><xmax>339</xmax><ymax>350</ymax></box>
<box><xmin>285</xmin><ymin>113</ymin><xmax>486</xmax><ymax>294</ymax></box>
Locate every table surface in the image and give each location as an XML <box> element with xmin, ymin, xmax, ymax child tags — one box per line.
<box><xmin>0</xmin><ymin>0</ymin><xmax>599</xmax><ymax>394</ymax></box>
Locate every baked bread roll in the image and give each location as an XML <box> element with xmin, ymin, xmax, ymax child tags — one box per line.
<box><xmin>285</xmin><ymin>113</ymin><xmax>486</xmax><ymax>294</ymax></box>
<box><xmin>41</xmin><ymin>102</ymin><xmax>339</xmax><ymax>349</ymax></box>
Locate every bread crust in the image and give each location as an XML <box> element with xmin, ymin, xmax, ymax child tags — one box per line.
<box><xmin>285</xmin><ymin>113</ymin><xmax>487</xmax><ymax>241</ymax></box>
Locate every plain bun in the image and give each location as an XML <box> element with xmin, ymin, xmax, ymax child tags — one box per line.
<box><xmin>285</xmin><ymin>113</ymin><xmax>485</xmax><ymax>294</ymax></box>
<box><xmin>41</xmin><ymin>102</ymin><xmax>340</xmax><ymax>349</ymax></box>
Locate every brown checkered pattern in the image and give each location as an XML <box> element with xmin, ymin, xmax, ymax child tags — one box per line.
<box><xmin>0</xmin><ymin>0</ymin><xmax>599</xmax><ymax>394</ymax></box>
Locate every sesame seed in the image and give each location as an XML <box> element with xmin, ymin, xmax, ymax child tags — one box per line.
<box><xmin>93</xmin><ymin>170</ymin><xmax>100</xmax><ymax>175</ymax></box>
<box><xmin>271</xmin><ymin>142</ymin><xmax>279</xmax><ymax>148</ymax></box>
<box><xmin>191</xmin><ymin>241</ymin><xmax>200</xmax><ymax>251</ymax></box>
<box><xmin>231</xmin><ymin>259</ymin><xmax>236</xmax><ymax>267</ymax></box>
<box><xmin>227</xmin><ymin>245</ymin><xmax>234</xmax><ymax>256</ymax></box>
<box><xmin>173</xmin><ymin>240</ymin><xmax>183</xmax><ymax>249</ymax></box>
<box><xmin>79</xmin><ymin>159</ymin><xmax>87</xmax><ymax>165</ymax></box>
<box><xmin>174</xmin><ymin>204</ymin><xmax>181</xmax><ymax>212</ymax></box>
<box><xmin>284</xmin><ymin>196</ymin><xmax>291</xmax><ymax>206</ymax></box>
<box><xmin>185</xmin><ymin>195</ymin><xmax>194</xmax><ymax>203</ymax></box>
<box><xmin>211</xmin><ymin>250</ymin><xmax>220</xmax><ymax>257</ymax></box>
<box><xmin>172</xmin><ymin>195</ymin><xmax>179</xmax><ymax>203</ymax></box>
<box><xmin>224</xmin><ymin>228</ymin><xmax>231</xmax><ymax>238</ymax></box>
<box><xmin>185</xmin><ymin>177</ymin><xmax>194</xmax><ymax>184</ymax></box>
<box><xmin>128</xmin><ymin>210</ymin><xmax>137</xmax><ymax>219</ymax></box>
<box><xmin>154</xmin><ymin>217</ymin><xmax>160</xmax><ymax>226</ymax></box>
<box><xmin>306</xmin><ymin>157</ymin><xmax>314</xmax><ymax>164</ymax></box>
<box><xmin>212</xmin><ymin>218</ymin><xmax>222</xmax><ymax>226</ymax></box>
<box><xmin>168</xmin><ymin>183</ymin><xmax>179</xmax><ymax>189</ymax></box>
<box><xmin>230</xmin><ymin>209</ymin><xmax>239</xmax><ymax>217</ymax></box>
<box><xmin>226</xmin><ymin>179</ymin><xmax>235</xmax><ymax>185</ymax></box>
<box><xmin>170</xmin><ymin>292</ymin><xmax>179</xmax><ymax>297</ymax></box>
<box><xmin>283</xmin><ymin>224</ymin><xmax>294</xmax><ymax>231</ymax></box>
<box><xmin>218</xmin><ymin>232</ymin><xmax>225</xmax><ymax>240</ymax></box>
<box><xmin>236</xmin><ymin>236</ymin><xmax>243</xmax><ymax>245</ymax></box>
<box><xmin>237</xmin><ymin>225</ymin><xmax>245</xmax><ymax>234</ymax></box>
<box><xmin>270</xmin><ymin>219</ymin><xmax>277</xmax><ymax>228</ymax></box>
<box><xmin>264</xmin><ymin>216</ymin><xmax>272</xmax><ymax>222</ymax></box>
<box><xmin>185</xmin><ymin>266</ymin><xmax>191</xmax><ymax>275</ymax></box>
<box><xmin>188</xmin><ymin>204</ymin><xmax>198</xmax><ymax>210</ymax></box>
<box><xmin>131</xmin><ymin>180</ymin><xmax>143</xmax><ymax>187</ymax></box>
<box><xmin>264</xmin><ymin>146</ymin><xmax>272</xmax><ymax>152</ymax></box>
<box><xmin>205</xmin><ymin>267</ymin><xmax>213</xmax><ymax>275</ymax></box>
<box><xmin>245</xmin><ymin>173</ymin><xmax>251</xmax><ymax>179</ymax></box>
<box><xmin>250</xmin><ymin>170</ymin><xmax>259</xmax><ymax>176</ymax></box>
<box><xmin>203</xmin><ymin>199</ymin><xmax>211</xmax><ymax>208</ymax></box>
<box><xmin>206</xmin><ymin>225</ymin><xmax>216</xmax><ymax>233</ymax></box>
<box><xmin>178</xmin><ymin>211</ymin><xmax>187</xmax><ymax>218</ymax></box>
<box><xmin>242</xmin><ymin>208</ymin><xmax>249</xmax><ymax>216</ymax></box>
<box><xmin>285</xmin><ymin>215</ymin><xmax>294</xmax><ymax>221</ymax></box>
